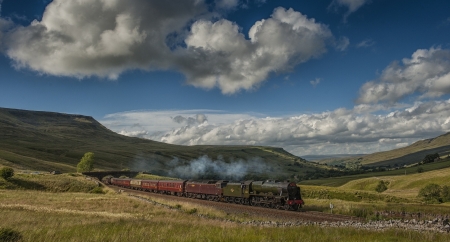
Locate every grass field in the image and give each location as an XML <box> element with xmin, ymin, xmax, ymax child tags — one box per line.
<box><xmin>299</xmin><ymin>158</ymin><xmax>450</xmax><ymax>187</ymax></box>
<box><xmin>1</xmin><ymin>173</ymin><xmax>450</xmax><ymax>241</ymax></box>
<box><xmin>0</xmin><ymin>187</ymin><xmax>448</xmax><ymax>241</ymax></box>
<box><xmin>296</xmin><ymin>161</ymin><xmax>450</xmax><ymax>220</ymax></box>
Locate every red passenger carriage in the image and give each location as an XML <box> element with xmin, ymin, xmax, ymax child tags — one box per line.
<box><xmin>141</xmin><ymin>180</ymin><xmax>159</xmax><ymax>192</ymax></box>
<box><xmin>110</xmin><ymin>178</ymin><xmax>132</xmax><ymax>188</ymax></box>
<box><xmin>157</xmin><ymin>180</ymin><xmax>186</xmax><ymax>196</ymax></box>
<box><xmin>185</xmin><ymin>180</ymin><xmax>227</xmax><ymax>201</ymax></box>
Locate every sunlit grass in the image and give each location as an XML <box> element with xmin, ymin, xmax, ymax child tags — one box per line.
<box><xmin>1</xmin><ymin>190</ymin><xmax>450</xmax><ymax>241</ymax></box>
<box><xmin>1</xmin><ymin>170</ymin><xmax>450</xmax><ymax>241</ymax></box>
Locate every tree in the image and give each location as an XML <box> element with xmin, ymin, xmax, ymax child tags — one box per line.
<box><xmin>375</xmin><ymin>180</ymin><xmax>388</xmax><ymax>193</ymax></box>
<box><xmin>417</xmin><ymin>166</ymin><xmax>424</xmax><ymax>173</ymax></box>
<box><xmin>0</xmin><ymin>167</ymin><xmax>14</xmax><ymax>180</ymax></box>
<box><xmin>422</xmin><ymin>153</ymin><xmax>440</xmax><ymax>164</ymax></box>
<box><xmin>77</xmin><ymin>152</ymin><xmax>95</xmax><ymax>173</ymax></box>
<box><xmin>418</xmin><ymin>183</ymin><xmax>442</xmax><ymax>203</ymax></box>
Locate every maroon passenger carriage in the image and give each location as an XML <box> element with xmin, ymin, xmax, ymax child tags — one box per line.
<box><xmin>110</xmin><ymin>178</ymin><xmax>131</xmax><ymax>187</ymax></box>
<box><xmin>141</xmin><ymin>180</ymin><xmax>159</xmax><ymax>192</ymax></box>
<box><xmin>157</xmin><ymin>180</ymin><xmax>186</xmax><ymax>196</ymax></box>
<box><xmin>185</xmin><ymin>180</ymin><xmax>228</xmax><ymax>201</ymax></box>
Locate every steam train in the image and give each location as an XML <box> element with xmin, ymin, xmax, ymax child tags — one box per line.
<box><xmin>104</xmin><ymin>177</ymin><xmax>304</xmax><ymax>211</ymax></box>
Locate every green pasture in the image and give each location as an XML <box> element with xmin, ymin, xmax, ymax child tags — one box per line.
<box><xmin>299</xmin><ymin>158</ymin><xmax>450</xmax><ymax>187</ymax></box>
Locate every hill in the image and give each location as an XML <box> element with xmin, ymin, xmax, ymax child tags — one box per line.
<box><xmin>316</xmin><ymin>132</ymin><xmax>450</xmax><ymax>168</ymax></box>
<box><xmin>0</xmin><ymin>107</ymin><xmax>327</xmax><ymax>179</ymax></box>
<box><xmin>300</xmin><ymin>156</ymin><xmax>450</xmax><ymax>187</ymax></box>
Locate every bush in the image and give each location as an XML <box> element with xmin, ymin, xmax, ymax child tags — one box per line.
<box><xmin>441</xmin><ymin>185</ymin><xmax>450</xmax><ymax>202</ymax></box>
<box><xmin>417</xmin><ymin>167</ymin><xmax>424</xmax><ymax>173</ymax></box>
<box><xmin>89</xmin><ymin>187</ymin><xmax>105</xmax><ymax>194</ymax></box>
<box><xmin>418</xmin><ymin>183</ymin><xmax>442</xmax><ymax>203</ymax></box>
<box><xmin>375</xmin><ymin>180</ymin><xmax>388</xmax><ymax>193</ymax></box>
<box><xmin>0</xmin><ymin>227</ymin><xmax>22</xmax><ymax>242</ymax></box>
<box><xmin>187</xmin><ymin>208</ymin><xmax>198</xmax><ymax>214</ymax></box>
<box><xmin>0</xmin><ymin>167</ymin><xmax>14</xmax><ymax>180</ymax></box>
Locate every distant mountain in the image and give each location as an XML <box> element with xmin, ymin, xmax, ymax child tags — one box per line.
<box><xmin>0</xmin><ymin>107</ymin><xmax>326</xmax><ymax>180</ymax></box>
<box><xmin>317</xmin><ymin>132</ymin><xmax>450</xmax><ymax>167</ymax></box>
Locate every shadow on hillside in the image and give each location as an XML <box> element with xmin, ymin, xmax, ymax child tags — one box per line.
<box><xmin>8</xmin><ymin>177</ymin><xmax>47</xmax><ymax>191</ymax></box>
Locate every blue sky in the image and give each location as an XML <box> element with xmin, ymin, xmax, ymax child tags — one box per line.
<box><xmin>1</xmin><ymin>0</ymin><xmax>450</xmax><ymax>157</ymax></box>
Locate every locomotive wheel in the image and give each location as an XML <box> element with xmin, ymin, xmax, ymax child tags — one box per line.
<box><xmin>291</xmin><ymin>204</ymin><xmax>299</xmax><ymax>211</ymax></box>
<box><xmin>283</xmin><ymin>204</ymin><xmax>290</xmax><ymax>210</ymax></box>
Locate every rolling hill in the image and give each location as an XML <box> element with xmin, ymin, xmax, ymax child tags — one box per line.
<box><xmin>316</xmin><ymin>132</ymin><xmax>450</xmax><ymax>168</ymax></box>
<box><xmin>0</xmin><ymin>107</ymin><xmax>327</xmax><ymax>179</ymax></box>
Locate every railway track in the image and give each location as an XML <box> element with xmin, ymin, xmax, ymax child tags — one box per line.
<box><xmin>109</xmin><ymin>185</ymin><xmax>363</xmax><ymax>223</ymax></box>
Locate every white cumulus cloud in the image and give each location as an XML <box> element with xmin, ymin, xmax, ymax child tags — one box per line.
<box><xmin>177</xmin><ymin>7</ymin><xmax>333</xmax><ymax>94</ymax></box>
<box><xmin>1</xmin><ymin>1</ymin><xmax>334</xmax><ymax>94</ymax></box>
<box><xmin>357</xmin><ymin>47</ymin><xmax>450</xmax><ymax>104</ymax></box>
<box><xmin>101</xmin><ymin>99</ymin><xmax>450</xmax><ymax>156</ymax></box>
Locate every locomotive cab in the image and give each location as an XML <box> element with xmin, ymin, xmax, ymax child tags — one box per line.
<box><xmin>286</xmin><ymin>182</ymin><xmax>304</xmax><ymax>210</ymax></box>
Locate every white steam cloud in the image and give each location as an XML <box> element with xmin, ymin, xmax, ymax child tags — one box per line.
<box><xmin>128</xmin><ymin>153</ymin><xmax>270</xmax><ymax>180</ymax></box>
<box><xmin>167</xmin><ymin>155</ymin><xmax>268</xmax><ymax>180</ymax></box>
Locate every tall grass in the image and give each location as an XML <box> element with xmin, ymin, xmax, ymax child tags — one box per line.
<box><xmin>1</xmin><ymin>191</ymin><xmax>450</xmax><ymax>241</ymax></box>
<box><xmin>1</xmin><ymin>172</ymin><xmax>450</xmax><ymax>241</ymax></box>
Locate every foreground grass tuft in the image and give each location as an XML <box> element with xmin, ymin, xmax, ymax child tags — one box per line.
<box><xmin>0</xmin><ymin>227</ymin><xmax>22</xmax><ymax>242</ymax></box>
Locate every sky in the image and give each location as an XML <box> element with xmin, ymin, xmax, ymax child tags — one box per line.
<box><xmin>1</xmin><ymin>0</ymin><xmax>450</xmax><ymax>157</ymax></box>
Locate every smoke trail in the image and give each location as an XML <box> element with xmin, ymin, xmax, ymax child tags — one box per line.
<box><xmin>167</xmin><ymin>155</ymin><xmax>269</xmax><ymax>180</ymax></box>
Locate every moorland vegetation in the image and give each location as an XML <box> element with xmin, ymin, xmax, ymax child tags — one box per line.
<box><xmin>1</xmin><ymin>170</ymin><xmax>450</xmax><ymax>241</ymax></box>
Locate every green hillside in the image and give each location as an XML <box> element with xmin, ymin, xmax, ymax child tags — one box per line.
<box><xmin>0</xmin><ymin>107</ymin><xmax>326</xmax><ymax>179</ymax></box>
<box><xmin>339</xmin><ymin>166</ymin><xmax>450</xmax><ymax>199</ymax></box>
<box><xmin>300</xmin><ymin>156</ymin><xmax>450</xmax><ymax>187</ymax></box>
<box><xmin>317</xmin><ymin>132</ymin><xmax>450</xmax><ymax>167</ymax></box>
